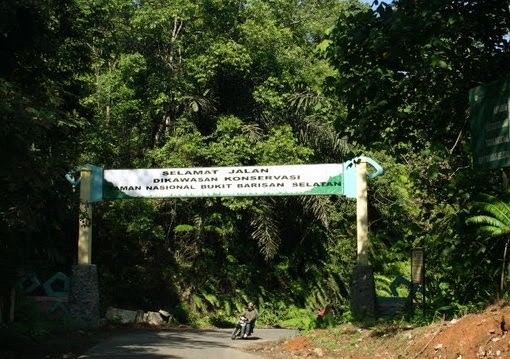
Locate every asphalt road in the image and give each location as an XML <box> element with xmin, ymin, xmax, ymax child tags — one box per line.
<box><xmin>78</xmin><ymin>328</ymin><xmax>298</xmax><ymax>359</ymax></box>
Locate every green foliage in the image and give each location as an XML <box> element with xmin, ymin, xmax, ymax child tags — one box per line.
<box><xmin>279</xmin><ymin>307</ymin><xmax>316</xmax><ymax>331</ymax></box>
<box><xmin>467</xmin><ymin>194</ymin><xmax>510</xmax><ymax>237</ymax></box>
<box><xmin>324</xmin><ymin>2</ymin><xmax>510</xmax><ymax>318</ymax></box>
<box><xmin>171</xmin><ymin>302</ymin><xmax>191</xmax><ymax>325</ymax></box>
<box><xmin>0</xmin><ymin>0</ymin><xmax>90</xmax><ymax>291</ymax></box>
<box><xmin>256</xmin><ymin>302</ymin><xmax>315</xmax><ymax>331</ymax></box>
<box><xmin>326</xmin><ymin>0</ymin><xmax>510</xmax><ymax>152</ymax></box>
<box><xmin>324</xmin><ymin>1</ymin><xmax>510</xmax><ymax>318</ymax></box>
<box><xmin>351</xmin><ymin>140</ymin><xmax>503</xmax><ymax>318</ymax></box>
<box><xmin>203</xmin><ymin>115</ymin><xmax>257</xmax><ymax>165</ymax></box>
<box><xmin>5</xmin><ymin>0</ymin><xmax>510</xmax><ymax>331</ymax></box>
<box><xmin>375</xmin><ymin>273</ymin><xmax>410</xmax><ymax>298</ymax></box>
<box><xmin>466</xmin><ymin>193</ymin><xmax>510</xmax><ymax>297</ymax></box>
<box><xmin>257</xmin><ymin>300</ymin><xmax>288</xmax><ymax>327</ymax></box>
<box><xmin>255</xmin><ymin>125</ymin><xmax>313</xmax><ymax>165</ymax></box>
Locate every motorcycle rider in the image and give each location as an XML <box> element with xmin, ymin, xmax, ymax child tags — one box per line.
<box><xmin>241</xmin><ymin>302</ymin><xmax>259</xmax><ymax>338</ymax></box>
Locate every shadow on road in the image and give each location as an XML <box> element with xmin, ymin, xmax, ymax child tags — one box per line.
<box><xmin>80</xmin><ymin>327</ymin><xmax>297</xmax><ymax>359</ymax></box>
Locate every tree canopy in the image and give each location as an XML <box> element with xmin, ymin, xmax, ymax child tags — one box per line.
<box><xmin>2</xmin><ymin>0</ymin><xmax>510</xmax><ymax>326</ymax></box>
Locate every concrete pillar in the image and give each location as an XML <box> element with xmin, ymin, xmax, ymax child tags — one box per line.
<box><xmin>78</xmin><ymin>167</ymin><xmax>92</xmax><ymax>265</ymax></box>
<box><xmin>356</xmin><ymin>161</ymin><xmax>369</xmax><ymax>265</ymax></box>
<box><xmin>351</xmin><ymin>159</ymin><xmax>375</xmax><ymax>321</ymax></box>
<box><xmin>69</xmin><ymin>264</ymin><xmax>100</xmax><ymax>328</ymax></box>
<box><xmin>351</xmin><ymin>265</ymin><xmax>375</xmax><ymax>321</ymax></box>
<box><xmin>70</xmin><ymin>166</ymin><xmax>100</xmax><ymax>328</ymax></box>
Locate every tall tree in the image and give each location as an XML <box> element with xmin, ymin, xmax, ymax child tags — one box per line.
<box><xmin>0</xmin><ymin>0</ymin><xmax>90</xmax><ymax>270</ymax></box>
<box><xmin>326</xmin><ymin>0</ymin><xmax>510</xmax><ymax>152</ymax></box>
<box><xmin>0</xmin><ymin>0</ymin><xmax>91</xmax><ymax>321</ymax></box>
<box><xmin>324</xmin><ymin>0</ymin><xmax>510</xmax><ymax>312</ymax></box>
<box><xmin>79</xmin><ymin>0</ymin><xmax>356</xmax><ymax>315</ymax></box>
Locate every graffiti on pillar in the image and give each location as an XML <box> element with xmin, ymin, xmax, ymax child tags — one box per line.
<box><xmin>17</xmin><ymin>272</ymin><xmax>70</xmax><ymax>317</ymax></box>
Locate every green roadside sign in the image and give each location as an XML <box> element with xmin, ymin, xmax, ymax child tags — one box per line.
<box><xmin>469</xmin><ymin>74</ymin><xmax>510</xmax><ymax>170</ymax></box>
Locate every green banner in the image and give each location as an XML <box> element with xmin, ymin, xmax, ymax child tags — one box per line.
<box><xmin>70</xmin><ymin>157</ymin><xmax>383</xmax><ymax>202</ymax></box>
<box><xmin>102</xmin><ymin>164</ymin><xmax>344</xmax><ymax>199</ymax></box>
<box><xmin>469</xmin><ymin>74</ymin><xmax>510</xmax><ymax>170</ymax></box>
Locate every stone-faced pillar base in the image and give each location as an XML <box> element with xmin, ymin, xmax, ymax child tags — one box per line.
<box><xmin>69</xmin><ymin>264</ymin><xmax>100</xmax><ymax>328</ymax></box>
<box><xmin>350</xmin><ymin>264</ymin><xmax>375</xmax><ymax>323</ymax></box>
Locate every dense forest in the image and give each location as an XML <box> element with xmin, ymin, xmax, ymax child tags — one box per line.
<box><xmin>1</xmin><ymin>0</ymin><xmax>510</xmax><ymax>328</ymax></box>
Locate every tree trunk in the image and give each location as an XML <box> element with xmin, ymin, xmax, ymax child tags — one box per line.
<box><xmin>501</xmin><ymin>237</ymin><xmax>509</xmax><ymax>298</ymax></box>
<box><xmin>9</xmin><ymin>287</ymin><xmax>15</xmax><ymax>322</ymax></box>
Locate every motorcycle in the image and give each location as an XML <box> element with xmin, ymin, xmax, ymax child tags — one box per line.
<box><xmin>231</xmin><ymin>315</ymin><xmax>248</xmax><ymax>340</ymax></box>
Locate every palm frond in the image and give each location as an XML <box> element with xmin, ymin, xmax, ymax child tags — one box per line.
<box><xmin>298</xmin><ymin>116</ymin><xmax>349</xmax><ymax>158</ymax></box>
<box><xmin>181</xmin><ymin>90</ymin><xmax>216</xmax><ymax>115</ymax></box>
<box><xmin>241</xmin><ymin>123</ymin><xmax>264</xmax><ymax>142</ymax></box>
<box><xmin>250</xmin><ymin>201</ymin><xmax>281</xmax><ymax>260</ymax></box>
<box><xmin>288</xmin><ymin>87</ymin><xmax>320</xmax><ymax>115</ymax></box>
<box><xmin>200</xmin><ymin>291</ymin><xmax>220</xmax><ymax>308</ymax></box>
<box><xmin>289</xmin><ymin>116</ymin><xmax>348</xmax><ymax>162</ymax></box>
<box><xmin>299</xmin><ymin>196</ymin><xmax>331</xmax><ymax>228</ymax></box>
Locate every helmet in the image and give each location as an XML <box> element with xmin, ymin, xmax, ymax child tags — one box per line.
<box><xmin>247</xmin><ymin>302</ymin><xmax>254</xmax><ymax>309</ymax></box>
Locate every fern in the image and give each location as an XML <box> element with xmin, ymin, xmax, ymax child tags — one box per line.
<box><xmin>466</xmin><ymin>193</ymin><xmax>510</xmax><ymax>296</ymax></box>
<box><xmin>191</xmin><ymin>294</ymin><xmax>205</xmax><ymax>311</ymax></box>
<box><xmin>201</xmin><ymin>291</ymin><xmax>220</xmax><ymax>308</ymax></box>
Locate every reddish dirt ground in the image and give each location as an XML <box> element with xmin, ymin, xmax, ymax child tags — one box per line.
<box><xmin>247</xmin><ymin>303</ymin><xmax>510</xmax><ymax>358</ymax></box>
<box><xmin>406</xmin><ymin>304</ymin><xmax>510</xmax><ymax>359</ymax></box>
